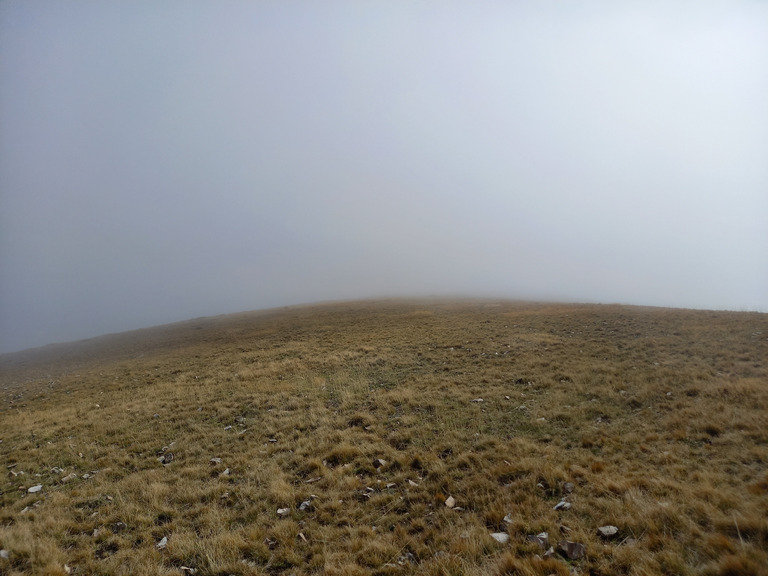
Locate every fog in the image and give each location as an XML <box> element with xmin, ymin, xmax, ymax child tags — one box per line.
<box><xmin>1</xmin><ymin>1</ymin><xmax>766</xmax><ymax>353</ymax></box>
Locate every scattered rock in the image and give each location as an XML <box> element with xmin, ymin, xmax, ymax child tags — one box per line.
<box><xmin>372</xmin><ymin>458</ymin><xmax>386</xmax><ymax>469</ymax></box>
<box><xmin>28</xmin><ymin>485</ymin><xmax>42</xmax><ymax>493</ymax></box>
<box><xmin>51</xmin><ymin>467</ymin><xmax>64</xmax><ymax>474</ymax></box>
<box><xmin>490</xmin><ymin>532</ymin><xmax>510</xmax><ymax>544</ymax></box>
<box><xmin>305</xmin><ymin>477</ymin><xmax>322</xmax><ymax>484</ymax></box>
<box><xmin>209</xmin><ymin>458</ymin><xmax>222</xmax><ymax>465</ymax></box>
<box><xmin>220</xmin><ymin>468</ymin><xmax>230</xmax><ymax>476</ymax></box>
<box><xmin>557</xmin><ymin>540</ymin><xmax>586</xmax><ymax>560</ymax></box>
<box><xmin>543</xmin><ymin>546</ymin><xmax>556</xmax><ymax>559</ymax></box>
<box><xmin>180</xmin><ymin>567</ymin><xmax>196</xmax><ymax>574</ymax></box>
<box><xmin>408</xmin><ymin>479</ymin><xmax>419</xmax><ymax>487</ymax></box>
<box><xmin>471</xmin><ymin>398</ymin><xmax>484</xmax><ymax>403</ymax></box>
<box><xmin>527</xmin><ymin>532</ymin><xmax>549</xmax><ymax>549</ymax></box>
<box><xmin>562</xmin><ymin>481</ymin><xmax>575</xmax><ymax>494</ymax></box>
<box><xmin>503</xmin><ymin>513</ymin><xmax>513</xmax><ymax>524</ymax></box>
<box><xmin>553</xmin><ymin>501</ymin><xmax>572</xmax><ymax>511</ymax></box>
<box><xmin>61</xmin><ymin>473</ymin><xmax>78</xmax><ymax>483</ymax></box>
<box><xmin>386</xmin><ymin>482</ymin><xmax>396</xmax><ymax>489</ymax></box>
<box><xmin>268</xmin><ymin>438</ymin><xmax>277</xmax><ymax>443</ymax></box>
<box><xmin>0</xmin><ymin>549</ymin><xmax>9</xmax><ymax>559</ymax></box>
<box><xmin>277</xmin><ymin>507</ymin><xmax>290</xmax><ymax>517</ymax></box>
<box><xmin>224</xmin><ymin>426</ymin><xmax>233</xmax><ymax>431</ymax></box>
<box><xmin>598</xmin><ymin>525</ymin><xmax>619</xmax><ymax>538</ymax></box>
<box><xmin>92</xmin><ymin>528</ymin><xmax>100</xmax><ymax>538</ymax></box>
<box><xmin>299</xmin><ymin>500</ymin><xmax>312</xmax><ymax>511</ymax></box>
<box><xmin>444</xmin><ymin>496</ymin><xmax>456</xmax><ymax>508</ymax></box>
<box><xmin>153</xmin><ymin>414</ymin><xmax>160</xmax><ymax>418</ymax></box>
<box><xmin>113</xmin><ymin>522</ymin><xmax>127</xmax><ymax>533</ymax></box>
<box><xmin>156</xmin><ymin>536</ymin><xmax>168</xmax><ymax>550</ymax></box>
<box><xmin>264</xmin><ymin>537</ymin><xmax>277</xmax><ymax>549</ymax></box>
<box><xmin>158</xmin><ymin>453</ymin><xmax>174</xmax><ymax>465</ymax></box>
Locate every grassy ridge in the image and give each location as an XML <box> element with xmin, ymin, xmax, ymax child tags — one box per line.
<box><xmin>1</xmin><ymin>300</ymin><xmax>767</xmax><ymax>575</ymax></box>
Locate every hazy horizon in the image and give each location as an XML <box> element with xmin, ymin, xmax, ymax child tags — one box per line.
<box><xmin>2</xmin><ymin>1</ymin><xmax>767</xmax><ymax>353</ymax></box>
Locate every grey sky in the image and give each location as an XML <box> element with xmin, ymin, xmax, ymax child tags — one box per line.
<box><xmin>1</xmin><ymin>1</ymin><xmax>766</xmax><ymax>353</ymax></box>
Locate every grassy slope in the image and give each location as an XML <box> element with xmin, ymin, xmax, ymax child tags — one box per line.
<box><xmin>0</xmin><ymin>299</ymin><xmax>766</xmax><ymax>576</ymax></box>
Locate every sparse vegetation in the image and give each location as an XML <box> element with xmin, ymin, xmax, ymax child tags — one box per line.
<box><xmin>1</xmin><ymin>299</ymin><xmax>767</xmax><ymax>575</ymax></box>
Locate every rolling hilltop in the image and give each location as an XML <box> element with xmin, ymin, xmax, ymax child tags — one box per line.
<box><xmin>1</xmin><ymin>300</ymin><xmax>767</xmax><ymax>576</ymax></box>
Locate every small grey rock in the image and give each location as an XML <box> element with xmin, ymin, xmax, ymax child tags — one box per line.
<box><xmin>598</xmin><ymin>525</ymin><xmax>619</xmax><ymax>538</ymax></box>
<box><xmin>490</xmin><ymin>532</ymin><xmax>510</xmax><ymax>544</ymax></box>
<box><xmin>553</xmin><ymin>500</ymin><xmax>572</xmax><ymax>511</ymax></box>
<box><xmin>372</xmin><ymin>458</ymin><xmax>386</xmax><ymax>469</ymax></box>
<box><xmin>156</xmin><ymin>536</ymin><xmax>168</xmax><ymax>550</ymax></box>
<box><xmin>527</xmin><ymin>532</ymin><xmax>549</xmax><ymax>549</ymax></box>
<box><xmin>557</xmin><ymin>539</ymin><xmax>586</xmax><ymax>560</ymax></box>
<box><xmin>210</xmin><ymin>458</ymin><xmax>222</xmax><ymax>465</ymax></box>
<box><xmin>1</xmin><ymin>549</ymin><xmax>9</xmax><ymax>559</ymax></box>
<box><xmin>277</xmin><ymin>507</ymin><xmax>290</xmax><ymax>517</ymax></box>
<box><xmin>27</xmin><ymin>485</ymin><xmax>42</xmax><ymax>493</ymax></box>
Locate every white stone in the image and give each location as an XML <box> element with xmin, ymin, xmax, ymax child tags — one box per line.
<box><xmin>444</xmin><ymin>496</ymin><xmax>455</xmax><ymax>508</ymax></box>
<box><xmin>156</xmin><ymin>536</ymin><xmax>168</xmax><ymax>550</ymax></box>
<box><xmin>490</xmin><ymin>532</ymin><xmax>510</xmax><ymax>544</ymax></box>
<box><xmin>27</xmin><ymin>485</ymin><xmax>42</xmax><ymax>493</ymax></box>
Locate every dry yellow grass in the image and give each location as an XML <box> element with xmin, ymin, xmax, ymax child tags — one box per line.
<box><xmin>1</xmin><ymin>299</ymin><xmax>766</xmax><ymax>575</ymax></box>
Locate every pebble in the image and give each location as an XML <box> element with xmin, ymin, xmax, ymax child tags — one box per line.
<box><xmin>490</xmin><ymin>532</ymin><xmax>510</xmax><ymax>544</ymax></box>
<box><xmin>553</xmin><ymin>501</ymin><xmax>572</xmax><ymax>511</ymax></box>
<box><xmin>299</xmin><ymin>500</ymin><xmax>312</xmax><ymax>511</ymax></box>
<box><xmin>527</xmin><ymin>532</ymin><xmax>549</xmax><ymax>549</ymax></box>
<box><xmin>598</xmin><ymin>525</ymin><xmax>619</xmax><ymax>538</ymax></box>
<box><xmin>557</xmin><ymin>539</ymin><xmax>586</xmax><ymax>560</ymax></box>
<box><xmin>210</xmin><ymin>458</ymin><xmax>222</xmax><ymax>465</ymax></box>
<box><xmin>62</xmin><ymin>473</ymin><xmax>78</xmax><ymax>483</ymax></box>
<box><xmin>372</xmin><ymin>458</ymin><xmax>387</xmax><ymax>469</ymax></box>
<box><xmin>277</xmin><ymin>507</ymin><xmax>290</xmax><ymax>517</ymax></box>
<box><xmin>156</xmin><ymin>536</ymin><xmax>168</xmax><ymax>550</ymax></box>
<box><xmin>0</xmin><ymin>549</ymin><xmax>9</xmax><ymax>559</ymax></box>
<box><xmin>28</xmin><ymin>485</ymin><xmax>42</xmax><ymax>493</ymax></box>
<box><xmin>444</xmin><ymin>496</ymin><xmax>455</xmax><ymax>508</ymax></box>
<box><xmin>471</xmin><ymin>398</ymin><xmax>484</xmax><ymax>403</ymax></box>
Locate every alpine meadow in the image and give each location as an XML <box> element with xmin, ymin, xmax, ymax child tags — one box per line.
<box><xmin>1</xmin><ymin>299</ymin><xmax>766</xmax><ymax>576</ymax></box>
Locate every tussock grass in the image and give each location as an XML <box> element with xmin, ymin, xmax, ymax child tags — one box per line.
<box><xmin>1</xmin><ymin>299</ymin><xmax>767</xmax><ymax>575</ymax></box>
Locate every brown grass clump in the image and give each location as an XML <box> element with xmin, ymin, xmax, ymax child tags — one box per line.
<box><xmin>1</xmin><ymin>299</ymin><xmax>767</xmax><ymax>575</ymax></box>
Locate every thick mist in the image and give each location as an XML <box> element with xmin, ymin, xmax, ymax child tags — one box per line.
<box><xmin>1</xmin><ymin>1</ymin><xmax>766</xmax><ymax>352</ymax></box>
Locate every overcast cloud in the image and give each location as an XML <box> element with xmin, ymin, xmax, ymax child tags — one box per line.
<box><xmin>1</xmin><ymin>1</ymin><xmax>766</xmax><ymax>353</ymax></box>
